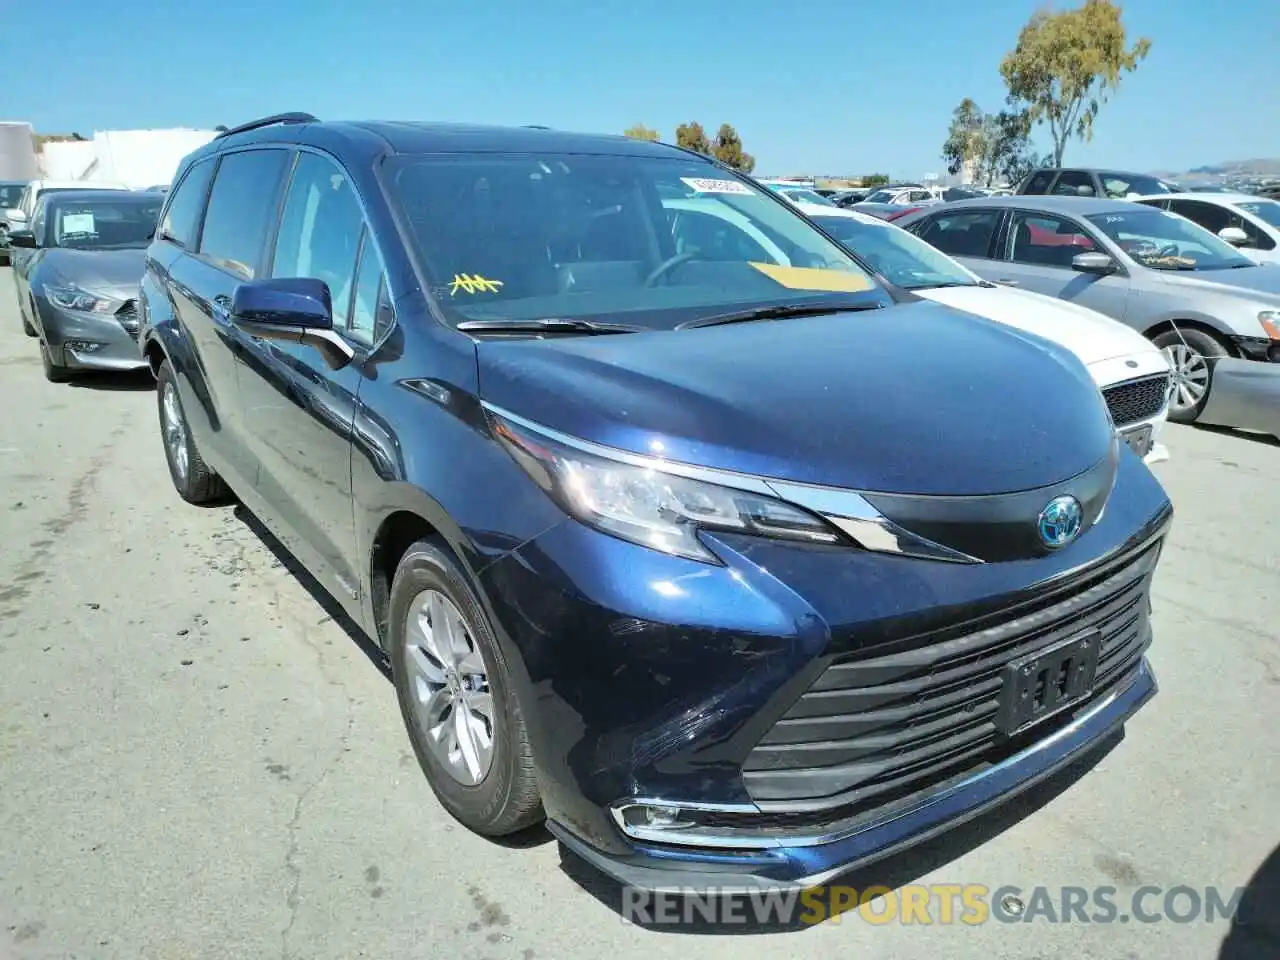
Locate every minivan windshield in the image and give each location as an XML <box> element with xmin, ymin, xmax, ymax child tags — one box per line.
<box><xmin>48</xmin><ymin>196</ymin><xmax>162</xmax><ymax>249</ymax></box>
<box><xmin>810</xmin><ymin>214</ymin><xmax>979</xmax><ymax>290</ymax></box>
<box><xmin>1086</xmin><ymin>208</ymin><xmax>1256</xmax><ymax>271</ymax></box>
<box><xmin>385</xmin><ymin>154</ymin><xmax>885</xmax><ymax>329</ymax></box>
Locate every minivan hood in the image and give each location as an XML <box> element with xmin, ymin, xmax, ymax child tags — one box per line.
<box><xmin>917</xmin><ymin>284</ymin><xmax>1162</xmax><ymax>368</ymax></box>
<box><xmin>1156</xmin><ymin>262</ymin><xmax>1280</xmax><ymax>301</ymax></box>
<box><xmin>475</xmin><ymin>300</ymin><xmax>1115</xmax><ymax>496</ymax></box>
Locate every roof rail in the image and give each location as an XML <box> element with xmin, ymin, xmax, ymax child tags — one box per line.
<box><xmin>214</xmin><ymin>112</ymin><xmax>318</xmax><ymax>140</ymax></box>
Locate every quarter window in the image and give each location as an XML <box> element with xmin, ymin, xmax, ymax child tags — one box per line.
<box><xmin>159</xmin><ymin>158</ymin><xmax>214</xmax><ymax>249</ymax></box>
<box><xmin>271</xmin><ymin>152</ymin><xmax>367</xmax><ymax>324</ymax></box>
<box><xmin>1010</xmin><ymin>213</ymin><xmax>1097</xmax><ymax>267</ymax></box>
<box><xmin>198</xmin><ymin>149</ymin><xmax>289</xmax><ymax>279</ymax></box>
<box><xmin>349</xmin><ymin>234</ymin><xmax>390</xmax><ymax>342</ymax></box>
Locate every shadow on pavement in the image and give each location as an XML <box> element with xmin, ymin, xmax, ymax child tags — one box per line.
<box><xmin>1219</xmin><ymin>842</ymin><xmax>1280</xmax><ymax>960</ymax></box>
<box><xmin>66</xmin><ymin>368</ymin><xmax>154</xmax><ymax>392</ymax></box>
<box><xmin>558</xmin><ymin>731</ymin><xmax>1124</xmax><ymax>932</ymax></box>
<box><xmin>229</xmin><ymin>503</ymin><xmax>556</xmax><ymax>851</ymax></box>
<box><xmin>1194</xmin><ymin>423</ymin><xmax>1279</xmax><ymax>448</ymax></box>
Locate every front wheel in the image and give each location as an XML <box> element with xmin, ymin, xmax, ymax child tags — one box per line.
<box><xmin>155</xmin><ymin>360</ymin><xmax>228</xmax><ymax>503</ymax></box>
<box><xmin>390</xmin><ymin>539</ymin><xmax>543</xmax><ymax>836</ymax></box>
<box><xmin>1151</xmin><ymin>327</ymin><xmax>1229</xmax><ymax>423</ymax></box>
<box><xmin>39</xmin><ymin>340</ymin><xmax>71</xmax><ymax>383</ymax></box>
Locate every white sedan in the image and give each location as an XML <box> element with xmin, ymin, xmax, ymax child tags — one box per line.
<box><xmin>1133</xmin><ymin>192</ymin><xmax>1280</xmax><ymax>266</ymax></box>
<box><xmin>794</xmin><ymin>203</ymin><xmax>1172</xmax><ymax>463</ymax></box>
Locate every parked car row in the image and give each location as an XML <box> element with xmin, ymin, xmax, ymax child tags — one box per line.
<box><xmin>893</xmin><ymin>196</ymin><xmax>1280</xmax><ymax>438</ymax></box>
<box><xmin>5</xmin><ymin>115</ymin><xmax>1181</xmax><ymax>893</ymax></box>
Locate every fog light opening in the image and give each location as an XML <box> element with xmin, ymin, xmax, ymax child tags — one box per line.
<box><xmin>64</xmin><ymin>340</ymin><xmax>104</xmax><ymax>353</ymax></box>
<box><xmin>609</xmin><ymin>800</ymin><xmax>772</xmax><ymax>849</ymax></box>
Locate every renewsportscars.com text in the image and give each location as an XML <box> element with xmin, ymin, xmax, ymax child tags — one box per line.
<box><xmin>622</xmin><ymin>883</ymin><xmax>1250</xmax><ymax>927</ymax></box>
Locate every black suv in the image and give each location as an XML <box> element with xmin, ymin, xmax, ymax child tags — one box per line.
<box><xmin>1018</xmin><ymin>167</ymin><xmax>1179</xmax><ymax>200</ymax></box>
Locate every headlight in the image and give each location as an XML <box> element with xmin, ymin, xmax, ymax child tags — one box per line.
<box><xmin>490</xmin><ymin>416</ymin><xmax>841</xmax><ymax>563</ymax></box>
<box><xmin>1259</xmin><ymin>310</ymin><xmax>1280</xmax><ymax>340</ymax></box>
<box><xmin>46</xmin><ymin>285</ymin><xmax>114</xmax><ymax>314</ymax></box>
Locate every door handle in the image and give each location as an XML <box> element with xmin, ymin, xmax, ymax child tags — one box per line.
<box><xmin>995</xmin><ymin>278</ymin><xmax>1019</xmax><ymax>286</ymax></box>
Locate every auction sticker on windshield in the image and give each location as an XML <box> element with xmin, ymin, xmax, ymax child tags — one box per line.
<box><xmin>748</xmin><ymin>261</ymin><xmax>874</xmax><ymax>292</ymax></box>
<box><xmin>62</xmin><ymin>213</ymin><xmax>95</xmax><ymax>234</ymax></box>
<box><xmin>680</xmin><ymin>177</ymin><xmax>753</xmax><ymax>195</ymax></box>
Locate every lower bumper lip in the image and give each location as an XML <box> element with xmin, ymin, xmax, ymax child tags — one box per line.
<box><xmin>549</xmin><ymin>659</ymin><xmax>1156</xmax><ymax>893</ymax></box>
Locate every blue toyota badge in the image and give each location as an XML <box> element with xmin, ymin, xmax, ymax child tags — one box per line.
<box><xmin>1038</xmin><ymin>495</ymin><xmax>1083</xmax><ymax>549</ymax></box>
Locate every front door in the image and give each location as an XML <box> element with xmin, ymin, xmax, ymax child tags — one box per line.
<box><xmin>236</xmin><ymin>150</ymin><xmax>389</xmax><ymax>607</ymax></box>
<box><xmin>993</xmin><ymin>210</ymin><xmax>1133</xmax><ymax>324</ymax></box>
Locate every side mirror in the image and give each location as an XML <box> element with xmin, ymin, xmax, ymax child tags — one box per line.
<box><xmin>229</xmin><ymin>277</ymin><xmax>355</xmax><ymax>370</ymax></box>
<box><xmin>1218</xmin><ymin>226</ymin><xmax>1250</xmax><ymax>247</ymax></box>
<box><xmin>1071</xmin><ymin>251</ymin><xmax>1117</xmax><ymax>275</ymax></box>
<box><xmin>7</xmin><ymin>230</ymin><xmax>36</xmax><ymax>249</ymax></box>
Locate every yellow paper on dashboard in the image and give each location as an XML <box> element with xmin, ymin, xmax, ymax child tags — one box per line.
<box><xmin>747</xmin><ymin>262</ymin><xmax>873</xmax><ymax>293</ymax></box>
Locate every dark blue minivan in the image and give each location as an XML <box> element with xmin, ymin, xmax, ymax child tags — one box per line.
<box><xmin>139</xmin><ymin>113</ymin><xmax>1172</xmax><ymax>891</ymax></box>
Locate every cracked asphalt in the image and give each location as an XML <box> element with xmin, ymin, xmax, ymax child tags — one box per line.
<box><xmin>0</xmin><ymin>270</ymin><xmax>1276</xmax><ymax>960</ymax></box>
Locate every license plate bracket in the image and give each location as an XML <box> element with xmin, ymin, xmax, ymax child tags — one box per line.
<box><xmin>996</xmin><ymin>630</ymin><xmax>1101</xmax><ymax>736</ymax></box>
<box><xmin>1120</xmin><ymin>424</ymin><xmax>1154</xmax><ymax>458</ymax></box>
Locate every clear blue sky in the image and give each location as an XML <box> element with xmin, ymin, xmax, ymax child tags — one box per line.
<box><xmin>6</xmin><ymin>0</ymin><xmax>1277</xmax><ymax>178</ymax></box>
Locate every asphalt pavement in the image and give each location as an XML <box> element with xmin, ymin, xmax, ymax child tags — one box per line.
<box><xmin>0</xmin><ymin>270</ymin><xmax>1276</xmax><ymax>960</ymax></box>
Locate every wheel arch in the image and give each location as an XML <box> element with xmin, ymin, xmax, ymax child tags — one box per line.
<box><xmin>1141</xmin><ymin>318</ymin><xmax>1238</xmax><ymax>356</ymax></box>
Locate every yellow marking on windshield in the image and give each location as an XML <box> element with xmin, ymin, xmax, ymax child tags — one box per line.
<box><xmin>450</xmin><ymin>273</ymin><xmax>505</xmax><ymax>296</ymax></box>
<box><xmin>747</xmin><ymin>262</ymin><xmax>873</xmax><ymax>292</ymax></box>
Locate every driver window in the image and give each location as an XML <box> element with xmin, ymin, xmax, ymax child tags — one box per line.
<box><xmin>271</xmin><ymin>152</ymin><xmax>366</xmax><ymax>326</ymax></box>
<box><xmin>1052</xmin><ymin>171</ymin><xmax>1095</xmax><ymax>196</ymax></box>
<box><xmin>1010</xmin><ymin>213</ymin><xmax>1096</xmax><ymax>267</ymax></box>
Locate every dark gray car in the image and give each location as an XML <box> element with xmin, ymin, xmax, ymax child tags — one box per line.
<box><xmin>897</xmin><ymin>196</ymin><xmax>1280</xmax><ymax>428</ymax></box>
<box><xmin>10</xmin><ymin>189</ymin><xmax>160</xmax><ymax>382</ymax></box>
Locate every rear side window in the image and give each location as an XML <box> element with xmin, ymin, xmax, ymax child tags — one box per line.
<box><xmin>915</xmin><ymin>210</ymin><xmax>1001</xmax><ymax>259</ymax></box>
<box><xmin>198</xmin><ymin>149</ymin><xmax>289</xmax><ymax>279</ymax></box>
<box><xmin>159</xmin><ymin>158</ymin><xmax>214</xmax><ymax>249</ymax></box>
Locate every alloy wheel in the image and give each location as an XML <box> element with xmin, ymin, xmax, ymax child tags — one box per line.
<box><xmin>403</xmin><ymin>589</ymin><xmax>495</xmax><ymax>785</ymax></box>
<box><xmin>161</xmin><ymin>381</ymin><xmax>189</xmax><ymax>482</ymax></box>
<box><xmin>1162</xmin><ymin>343</ymin><xmax>1209</xmax><ymax>415</ymax></box>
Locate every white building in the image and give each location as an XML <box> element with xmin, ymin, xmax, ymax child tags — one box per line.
<box><xmin>38</xmin><ymin>128</ymin><xmax>218</xmax><ymax>189</ymax></box>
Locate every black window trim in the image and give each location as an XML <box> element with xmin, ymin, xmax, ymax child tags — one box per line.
<box><xmin>263</xmin><ymin>144</ymin><xmax>397</xmax><ymax>356</ymax></box>
<box><xmin>156</xmin><ymin>155</ymin><xmax>217</xmax><ymax>251</ymax></box>
<box><xmin>193</xmin><ymin>145</ymin><xmax>294</xmax><ymax>281</ymax></box>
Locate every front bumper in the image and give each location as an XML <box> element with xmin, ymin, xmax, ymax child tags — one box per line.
<box><xmin>40</xmin><ymin>298</ymin><xmax>147</xmax><ymax>372</ymax></box>
<box><xmin>476</xmin><ymin>449</ymin><xmax>1172</xmax><ymax>890</ymax></box>
<box><xmin>550</xmin><ymin>659</ymin><xmax>1155</xmax><ymax>893</ymax></box>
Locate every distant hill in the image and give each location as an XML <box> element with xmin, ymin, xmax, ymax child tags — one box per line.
<box><xmin>1183</xmin><ymin>158</ymin><xmax>1280</xmax><ymax>176</ymax></box>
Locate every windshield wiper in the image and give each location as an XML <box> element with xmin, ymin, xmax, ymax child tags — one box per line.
<box><xmin>675</xmin><ymin>302</ymin><xmax>882</xmax><ymax>330</ymax></box>
<box><xmin>456</xmin><ymin>317</ymin><xmax>642</xmax><ymax>335</ymax></box>
<box><xmin>905</xmin><ymin>281</ymin><xmax>979</xmax><ymax>290</ymax></box>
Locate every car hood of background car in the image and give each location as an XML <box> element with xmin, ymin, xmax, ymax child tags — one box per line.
<box><xmin>916</xmin><ymin>284</ymin><xmax>1167</xmax><ymax>370</ymax></box>
<box><xmin>475</xmin><ymin>299</ymin><xmax>1115</xmax><ymax>496</ymax></box>
<box><xmin>40</xmin><ymin>247</ymin><xmax>147</xmax><ymax>294</ymax></box>
<box><xmin>1155</xmin><ymin>261</ymin><xmax>1280</xmax><ymax>300</ymax></box>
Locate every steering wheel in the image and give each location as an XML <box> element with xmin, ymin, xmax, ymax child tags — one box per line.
<box><xmin>644</xmin><ymin>251</ymin><xmax>701</xmax><ymax>287</ymax></box>
<box><xmin>1156</xmin><ymin>243</ymin><xmax>1179</xmax><ymax>258</ymax></box>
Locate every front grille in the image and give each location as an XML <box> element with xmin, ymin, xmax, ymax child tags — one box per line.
<box><xmin>115</xmin><ymin>300</ymin><xmax>140</xmax><ymax>340</ymax></box>
<box><xmin>741</xmin><ymin>541</ymin><xmax>1160</xmax><ymax>815</ymax></box>
<box><xmin>1102</xmin><ymin>374</ymin><xmax>1169</xmax><ymax>427</ymax></box>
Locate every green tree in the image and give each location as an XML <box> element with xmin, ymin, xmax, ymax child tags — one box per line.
<box><xmin>941</xmin><ymin>98</ymin><xmax>986</xmax><ymax>179</ymax></box>
<box><xmin>861</xmin><ymin>173</ymin><xmax>890</xmax><ymax>187</ymax></box>
<box><xmin>712</xmin><ymin>123</ymin><xmax>755</xmax><ymax>173</ymax></box>
<box><xmin>1000</xmin><ymin>0</ymin><xmax>1151</xmax><ymax>166</ymax></box>
<box><xmin>623</xmin><ymin>123</ymin><xmax>660</xmax><ymax>141</ymax></box>
<box><xmin>675</xmin><ymin>121</ymin><xmax>712</xmax><ymax>156</ymax></box>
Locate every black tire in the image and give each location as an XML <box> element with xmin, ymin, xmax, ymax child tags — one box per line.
<box><xmin>39</xmin><ymin>339</ymin><xmax>72</xmax><ymax>383</ymax></box>
<box><xmin>1151</xmin><ymin>326</ymin><xmax>1229</xmax><ymax>423</ymax></box>
<box><xmin>390</xmin><ymin>539</ymin><xmax>543</xmax><ymax>836</ymax></box>
<box><xmin>22</xmin><ymin>316</ymin><xmax>35</xmax><ymax>337</ymax></box>
<box><xmin>155</xmin><ymin>359</ymin><xmax>228</xmax><ymax>504</ymax></box>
